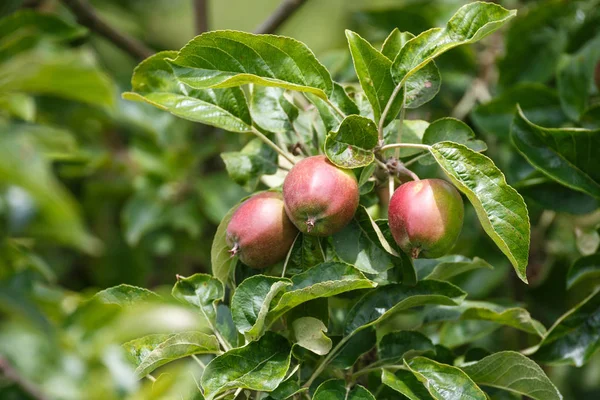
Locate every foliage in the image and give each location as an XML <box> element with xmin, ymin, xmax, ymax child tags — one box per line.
<box><xmin>1</xmin><ymin>0</ymin><xmax>600</xmax><ymax>399</ymax></box>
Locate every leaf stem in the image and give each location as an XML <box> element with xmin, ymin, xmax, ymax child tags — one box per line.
<box><xmin>379</xmin><ymin>143</ymin><xmax>431</xmax><ymax>153</ymax></box>
<box><xmin>251</xmin><ymin>126</ymin><xmax>297</xmax><ymax>165</ymax></box>
<box><xmin>191</xmin><ymin>354</ymin><xmax>206</xmax><ymax>369</ymax></box>
<box><xmin>378</xmin><ymin>83</ymin><xmax>404</xmax><ymax>140</ymax></box>
<box><xmin>304</xmin><ymin>333</ymin><xmax>354</xmax><ymax>388</ymax></box>
<box><xmin>281</xmin><ymin>233</ymin><xmax>300</xmax><ymax>277</ymax></box>
<box><xmin>395</xmin><ymin>92</ymin><xmax>407</xmax><ymax>158</ymax></box>
<box><xmin>403</xmin><ymin>152</ymin><xmax>429</xmax><ymax>167</ymax></box>
<box><xmin>146</xmin><ymin>374</ymin><xmax>157</xmax><ymax>382</ymax></box>
<box><xmin>388</xmin><ymin>175</ymin><xmax>395</xmax><ymax>201</ymax></box>
<box><xmin>325</xmin><ymin>98</ymin><xmax>346</xmax><ymax>119</ymax></box>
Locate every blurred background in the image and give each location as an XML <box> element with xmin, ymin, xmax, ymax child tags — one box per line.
<box><xmin>0</xmin><ymin>0</ymin><xmax>599</xmax><ymax>399</ymax></box>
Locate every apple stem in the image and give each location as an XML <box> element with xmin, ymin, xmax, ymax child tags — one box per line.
<box><xmin>306</xmin><ymin>217</ymin><xmax>316</xmax><ymax>233</ymax></box>
<box><xmin>228</xmin><ymin>242</ymin><xmax>240</xmax><ymax>257</ymax></box>
<box><xmin>411</xmin><ymin>247</ymin><xmax>421</xmax><ymax>259</ymax></box>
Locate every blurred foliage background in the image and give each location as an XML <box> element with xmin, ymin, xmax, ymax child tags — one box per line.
<box><xmin>0</xmin><ymin>0</ymin><xmax>599</xmax><ymax>399</ymax></box>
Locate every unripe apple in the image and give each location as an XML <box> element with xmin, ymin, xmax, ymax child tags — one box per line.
<box><xmin>283</xmin><ymin>155</ymin><xmax>359</xmax><ymax>236</ymax></box>
<box><xmin>226</xmin><ymin>192</ymin><xmax>298</xmax><ymax>269</ymax></box>
<box><xmin>388</xmin><ymin>179</ymin><xmax>464</xmax><ymax>259</ymax></box>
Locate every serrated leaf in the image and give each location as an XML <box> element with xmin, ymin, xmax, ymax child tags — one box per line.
<box><xmin>430</xmin><ymin>141</ymin><xmax>530</xmax><ymax>282</ymax></box>
<box><xmin>250</xmin><ymin>86</ymin><xmax>299</xmax><ymax>134</ymax></box>
<box><xmin>124</xmin><ymin>51</ymin><xmax>252</xmax><ymax>132</ymax></box>
<box><xmin>231</xmin><ymin>275</ymin><xmax>292</xmax><ymax>341</ymax></box>
<box><xmin>268</xmin><ymin>261</ymin><xmax>375</xmax><ymax>321</ymax></box>
<box><xmin>391</xmin><ymin>2</ymin><xmax>516</xmax><ymax>91</ymax></box>
<box><xmin>345</xmin><ymin>30</ymin><xmax>401</xmax><ymax>127</ymax></box>
<box><xmin>325</xmin><ymin>115</ymin><xmax>378</xmax><ymax>169</ymax></box>
<box><xmin>123</xmin><ymin>331</ymin><xmax>220</xmax><ymax>378</ymax></box>
<box><xmin>211</xmin><ymin>202</ymin><xmax>240</xmax><ymax>285</ymax></box>
<box><xmin>419</xmin><ymin>118</ymin><xmax>486</xmax><ymax>165</ymax></box>
<box><xmin>566</xmin><ymin>253</ymin><xmax>600</xmax><ymax>290</ymax></box>
<box><xmin>313</xmin><ymin>380</ymin><xmax>375</xmax><ymax>400</ymax></box>
<box><xmin>292</xmin><ymin>316</ymin><xmax>332</xmax><ymax>355</ymax></box>
<box><xmin>382</xmin><ymin>369</ymin><xmax>434</xmax><ymax>400</ymax></box>
<box><xmin>511</xmin><ymin>106</ymin><xmax>600</xmax><ymax>199</ymax></box>
<box><xmin>169</xmin><ymin>31</ymin><xmax>333</xmax><ymax>99</ymax></box>
<box><xmin>330</xmin><ymin>328</ymin><xmax>376</xmax><ymax>369</ymax></box>
<box><xmin>172</xmin><ymin>273</ymin><xmax>224</xmax><ymax>323</ymax></box>
<box><xmin>463</xmin><ymin>351</ymin><xmax>562</xmax><ymax>400</ymax></box>
<box><xmin>405</xmin><ymin>357</ymin><xmax>487</xmax><ymax>400</ymax></box>
<box><xmin>415</xmin><ymin>255</ymin><xmax>493</xmax><ymax>281</ymax></box>
<box><xmin>201</xmin><ymin>332</ymin><xmax>291</xmax><ymax>400</ymax></box>
<box><xmin>221</xmin><ymin>138</ymin><xmax>278</xmax><ymax>191</ymax></box>
<box><xmin>472</xmin><ymin>83</ymin><xmax>568</xmax><ymax>138</ymax></box>
<box><xmin>285</xmin><ymin>234</ymin><xmax>325</xmax><ymax>275</ymax></box>
<box><xmin>532</xmin><ymin>287</ymin><xmax>600</xmax><ymax>367</ymax></box>
<box><xmin>377</xmin><ymin>331</ymin><xmax>436</xmax><ymax>367</ymax></box>
<box><xmin>344</xmin><ymin>280</ymin><xmax>466</xmax><ymax>336</ymax></box>
<box><xmin>94</xmin><ymin>284</ymin><xmax>160</xmax><ymax>306</ymax></box>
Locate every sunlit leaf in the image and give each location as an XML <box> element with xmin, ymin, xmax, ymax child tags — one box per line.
<box><xmin>325</xmin><ymin>115</ymin><xmax>378</xmax><ymax>169</ymax></box>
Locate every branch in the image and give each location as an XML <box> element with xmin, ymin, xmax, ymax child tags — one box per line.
<box><xmin>254</xmin><ymin>0</ymin><xmax>309</xmax><ymax>34</ymax></box>
<box><xmin>0</xmin><ymin>357</ymin><xmax>49</xmax><ymax>400</ymax></box>
<box><xmin>60</xmin><ymin>0</ymin><xmax>152</xmax><ymax>61</ymax></box>
<box><xmin>193</xmin><ymin>0</ymin><xmax>209</xmax><ymax>34</ymax></box>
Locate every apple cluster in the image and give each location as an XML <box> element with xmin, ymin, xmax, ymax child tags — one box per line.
<box><xmin>226</xmin><ymin>155</ymin><xmax>464</xmax><ymax>269</ymax></box>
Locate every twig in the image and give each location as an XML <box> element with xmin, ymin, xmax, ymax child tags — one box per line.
<box><xmin>251</xmin><ymin>127</ymin><xmax>297</xmax><ymax>165</ymax></box>
<box><xmin>378</xmin><ymin>84</ymin><xmax>404</xmax><ymax>141</ymax></box>
<box><xmin>254</xmin><ymin>0</ymin><xmax>309</xmax><ymax>34</ymax></box>
<box><xmin>0</xmin><ymin>357</ymin><xmax>49</xmax><ymax>400</ymax></box>
<box><xmin>379</xmin><ymin>143</ymin><xmax>430</xmax><ymax>153</ymax></box>
<box><xmin>193</xmin><ymin>0</ymin><xmax>209</xmax><ymax>34</ymax></box>
<box><xmin>281</xmin><ymin>233</ymin><xmax>300</xmax><ymax>278</ymax></box>
<box><xmin>60</xmin><ymin>0</ymin><xmax>152</xmax><ymax>61</ymax></box>
<box><xmin>191</xmin><ymin>354</ymin><xmax>206</xmax><ymax>369</ymax></box>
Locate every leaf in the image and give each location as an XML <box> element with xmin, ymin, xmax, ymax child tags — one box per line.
<box><xmin>169</xmin><ymin>31</ymin><xmax>333</xmax><ymax>99</ymax></box>
<box><xmin>382</xmin><ymin>369</ymin><xmax>434</xmax><ymax>400</ymax></box>
<box><xmin>306</xmin><ymin>83</ymin><xmax>359</xmax><ymax>133</ymax></box>
<box><xmin>93</xmin><ymin>284</ymin><xmax>160</xmax><ymax>306</ymax></box>
<box><xmin>567</xmin><ymin>253</ymin><xmax>600</xmax><ymax>290</ymax></box>
<box><xmin>0</xmin><ymin>93</ymin><xmax>35</xmax><ymax>121</ymax></box>
<box><xmin>516</xmin><ymin>179</ymin><xmax>599</xmax><ymax>215</ymax></box>
<box><xmin>123</xmin><ymin>331</ymin><xmax>220</xmax><ymax>378</ymax></box>
<box><xmin>231</xmin><ymin>275</ymin><xmax>292</xmax><ymax>341</ymax></box>
<box><xmin>381</xmin><ymin>29</ymin><xmax>441</xmax><ymax>110</ymax></box>
<box><xmin>377</xmin><ymin>331</ymin><xmax>436</xmax><ymax>366</ymax></box>
<box><xmin>462</xmin><ymin>351</ymin><xmax>562</xmax><ymax>400</ymax></box>
<box><xmin>396</xmin><ymin>119</ymin><xmax>429</xmax><ymax>157</ymax></box>
<box><xmin>440</xmin><ymin>320</ymin><xmax>499</xmax><ymax>349</ymax></box>
<box><xmin>269</xmin><ymin>379</ymin><xmax>305</xmax><ymax>400</ymax></box>
<box><xmin>391</xmin><ymin>2</ymin><xmax>516</xmax><ymax>89</ymax></box>
<box><xmin>330</xmin><ymin>328</ymin><xmax>376</xmax><ymax>369</ymax></box>
<box><xmin>345</xmin><ymin>30</ymin><xmax>401</xmax><ymax>126</ymax></box>
<box><xmin>430</xmin><ymin>141</ymin><xmax>530</xmax><ymax>282</ymax></box>
<box><xmin>472</xmin><ymin>83</ymin><xmax>568</xmax><ymax>138</ymax></box>
<box><xmin>510</xmin><ymin>106</ymin><xmax>600</xmax><ymax>199</ymax></box>
<box><xmin>325</xmin><ymin>115</ymin><xmax>378</xmax><ymax>169</ymax></box>
<box><xmin>250</xmin><ymin>86</ymin><xmax>299</xmax><ymax>134</ymax></box>
<box><xmin>532</xmin><ymin>288</ymin><xmax>600</xmax><ymax>367</ymax></box>
<box><xmin>123</xmin><ymin>51</ymin><xmax>252</xmax><ymax>133</ymax></box>
<box><xmin>201</xmin><ymin>332</ymin><xmax>291</xmax><ymax>400</ymax></box>
<box><xmin>313</xmin><ymin>380</ymin><xmax>375</xmax><ymax>400</ymax></box>
<box><xmin>406</xmin><ymin>357</ymin><xmax>487</xmax><ymax>400</ymax></box>
<box><xmin>286</xmin><ymin>234</ymin><xmax>325</xmax><ymax>274</ymax></box>
<box><xmin>216</xmin><ymin>304</ymin><xmax>238</xmax><ymax>349</ymax></box>
<box><xmin>415</xmin><ymin>255</ymin><xmax>493</xmax><ymax>281</ymax></box>
<box><xmin>211</xmin><ymin>202</ymin><xmax>240</xmax><ymax>285</ymax></box>
<box><xmin>420</xmin><ymin>118</ymin><xmax>487</xmax><ymax>165</ymax></box>
<box><xmin>292</xmin><ymin>316</ymin><xmax>332</xmax><ymax>355</ymax></box>
<box><xmin>221</xmin><ymin>138</ymin><xmax>278</xmax><ymax>191</ymax></box>
<box><xmin>344</xmin><ymin>280</ymin><xmax>466</xmax><ymax>336</ymax></box>
<box><xmin>172</xmin><ymin>273</ymin><xmax>224</xmax><ymax>323</ymax></box>
<box><xmin>268</xmin><ymin>261</ymin><xmax>375</xmax><ymax>320</ymax></box>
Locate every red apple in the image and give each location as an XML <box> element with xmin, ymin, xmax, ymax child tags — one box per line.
<box><xmin>283</xmin><ymin>155</ymin><xmax>359</xmax><ymax>236</ymax></box>
<box><xmin>388</xmin><ymin>179</ymin><xmax>464</xmax><ymax>258</ymax></box>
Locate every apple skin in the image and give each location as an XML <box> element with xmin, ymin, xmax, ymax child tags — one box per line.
<box><xmin>388</xmin><ymin>179</ymin><xmax>464</xmax><ymax>259</ymax></box>
<box><xmin>283</xmin><ymin>155</ymin><xmax>359</xmax><ymax>236</ymax></box>
<box><xmin>226</xmin><ymin>192</ymin><xmax>298</xmax><ymax>269</ymax></box>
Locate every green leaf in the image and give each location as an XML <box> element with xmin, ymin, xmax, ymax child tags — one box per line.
<box><xmin>472</xmin><ymin>83</ymin><xmax>568</xmax><ymax>138</ymax></box>
<box><xmin>211</xmin><ymin>202</ymin><xmax>239</xmax><ymax>285</ymax></box>
<box><xmin>330</xmin><ymin>328</ymin><xmax>376</xmax><ymax>369</ymax></box>
<box><xmin>325</xmin><ymin>115</ymin><xmax>378</xmax><ymax>169</ymax></box>
<box><xmin>440</xmin><ymin>320</ymin><xmax>499</xmax><ymax>349</ymax></box>
<box><xmin>169</xmin><ymin>31</ymin><xmax>333</xmax><ymax>99</ymax></box>
<box><xmin>313</xmin><ymin>380</ymin><xmax>376</xmax><ymax>400</ymax></box>
<box><xmin>532</xmin><ymin>288</ymin><xmax>600</xmax><ymax>367</ymax></box>
<box><xmin>306</xmin><ymin>83</ymin><xmax>359</xmax><ymax>133</ymax></box>
<box><xmin>231</xmin><ymin>275</ymin><xmax>292</xmax><ymax>341</ymax></box>
<box><xmin>463</xmin><ymin>351</ymin><xmax>562</xmax><ymax>400</ymax></box>
<box><xmin>292</xmin><ymin>316</ymin><xmax>332</xmax><ymax>355</ymax></box>
<box><xmin>376</xmin><ymin>220</ymin><xmax>418</xmax><ymax>285</ymax></box>
<box><xmin>172</xmin><ymin>273</ymin><xmax>224</xmax><ymax>323</ymax></box>
<box><xmin>250</xmin><ymin>86</ymin><xmax>299</xmax><ymax>134</ymax></box>
<box><xmin>397</xmin><ymin>119</ymin><xmax>429</xmax><ymax>157</ymax></box>
<box><xmin>345</xmin><ymin>30</ymin><xmax>401</xmax><ymax>126</ymax></box>
<box><xmin>0</xmin><ymin>93</ymin><xmax>35</xmax><ymax>121</ymax></box>
<box><xmin>201</xmin><ymin>332</ymin><xmax>291</xmax><ymax>400</ymax></box>
<box><xmin>216</xmin><ymin>304</ymin><xmax>238</xmax><ymax>349</ymax></box>
<box><xmin>511</xmin><ymin>106</ymin><xmax>600</xmax><ymax>199</ymax></box>
<box><xmin>516</xmin><ymin>179</ymin><xmax>600</xmax><ymax>215</ymax></box>
<box><xmin>381</xmin><ymin>29</ymin><xmax>414</xmax><ymax>60</ymax></box>
<box><xmin>123</xmin><ymin>51</ymin><xmax>252</xmax><ymax>133</ymax></box>
<box><xmin>391</xmin><ymin>2</ymin><xmax>516</xmax><ymax>89</ymax></box>
<box><xmin>0</xmin><ymin>122</ymin><xmax>76</xmax><ymax>159</ymax></box>
<box><xmin>221</xmin><ymin>138</ymin><xmax>278</xmax><ymax>191</ymax></box>
<box><xmin>123</xmin><ymin>331</ymin><xmax>220</xmax><ymax>378</ymax></box>
<box><xmin>420</xmin><ymin>118</ymin><xmax>487</xmax><ymax>165</ymax></box>
<box><xmin>94</xmin><ymin>284</ymin><xmax>160</xmax><ymax>306</ymax></box>
<box><xmin>556</xmin><ymin>35</ymin><xmax>600</xmax><ymax>121</ymax></box>
<box><xmin>286</xmin><ymin>234</ymin><xmax>325</xmax><ymax>274</ymax></box>
<box><xmin>382</xmin><ymin>369</ymin><xmax>434</xmax><ymax>400</ymax></box>
<box><xmin>406</xmin><ymin>357</ymin><xmax>487</xmax><ymax>400</ymax></box>
<box><xmin>567</xmin><ymin>253</ymin><xmax>600</xmax><ymax>290</ymax></box>
<box><xmin>344</xmin><ymin>280</ymin><xmax>466</xmax><ymax>336</ymax></box>
<box><xmin>269</xmin><ymin>379</ymin><xmax>305</xmax><ymax>400</ymax></box>
<box><xmin>415</xmin><ymin>255</ymin><xmax>493</xmax><ymax>281</ymax></box>
<box><xmin>430</xmin><ymin>141</ymin><xmax>530</xmax><ymax>282</ymax></box>
<box><xmin>377</xmin><ymin>331</ymin><xmax>436</xmax><ymax>366</ymax></box>
<box><xmin>269</xmin><ymin>261</ymin><xmax>375</xmax><ymax>320</ymax></box>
